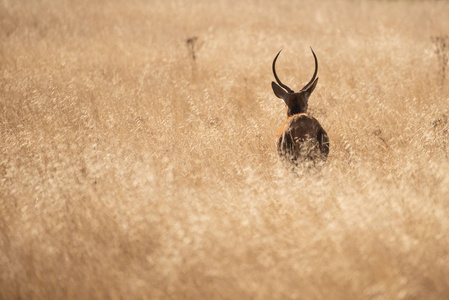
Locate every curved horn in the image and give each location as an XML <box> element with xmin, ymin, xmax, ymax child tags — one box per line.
<box><xmin>300</xmin><ymin>47</ymin><xmax>318</xmax><ymax>91</ymax></box>
<box><xmin>272</xmin><ymin>50</ymin><xmax>294</xmax><ymax>93</ymax></box>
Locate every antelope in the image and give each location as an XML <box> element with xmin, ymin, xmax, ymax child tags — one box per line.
<box><xmin>272</xmin><ymin>48</ymin><xmax>329</xmax><ymax>166</ymax></box>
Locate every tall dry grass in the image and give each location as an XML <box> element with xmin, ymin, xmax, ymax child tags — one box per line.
<box><xmin>1</xmin><ymin>0</ymin><xmax>449</xmax><ymax>299</ymax></box>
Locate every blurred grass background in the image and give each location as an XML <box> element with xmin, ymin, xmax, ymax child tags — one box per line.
<box><xmin>1</xmin><ymin>0</ymin><xmax>449</xmax><ymax>299</ymax></box>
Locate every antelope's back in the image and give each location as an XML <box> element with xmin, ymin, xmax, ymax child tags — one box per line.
<box><xmin>277</xmin><ymin>113</ymin><xmax>329</xmax><ymax>164</ymax></box>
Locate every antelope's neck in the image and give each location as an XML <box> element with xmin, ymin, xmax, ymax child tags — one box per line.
<box><xmin>287</xmin><ymin>107</ymin><xmax>307</xmax><ymax>117</ymax></box>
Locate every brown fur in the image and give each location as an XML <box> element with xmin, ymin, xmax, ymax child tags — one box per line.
<box><xmin>277</xmin><ymin>113</ymin><xmax>329</xmax><ymax>165</ymax></box>
<box><xmin>272</xmin><ymin>49</ymin><xmax>329</xmax><ymax>165</ymax></box>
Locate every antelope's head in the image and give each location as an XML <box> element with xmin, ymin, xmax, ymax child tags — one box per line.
<box><xmin>272</xmin><ymin>48</ymin><xmax>319</xmax><ymax>117</ymax></box>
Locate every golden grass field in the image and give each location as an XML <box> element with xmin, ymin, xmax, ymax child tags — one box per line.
<box><xmin>1</xmin><ymin>0</ymin><xmax>449</xmax><ymax>299</ymax></box>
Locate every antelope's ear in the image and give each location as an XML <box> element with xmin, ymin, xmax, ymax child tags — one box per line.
<box><xmin>272</xmin><ymin>81</ymin><xmax>288</xmax><ymax>101</ymax></box>
<box><xmin>303</xmin><ymin>77</ymin><xmax>319</xmax><ymax>99</ymax></box>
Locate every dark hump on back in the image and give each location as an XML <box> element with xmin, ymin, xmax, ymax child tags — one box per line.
<box><xmin>288</xmin><ymin>114</ymin><xmax>320</xmax><ymax>139</ymax></box>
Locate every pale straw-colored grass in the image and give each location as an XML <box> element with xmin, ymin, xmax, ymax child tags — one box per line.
<box><xmin>1</xmin><ymin>0</ymin><xmax>449</xmax><ymax>299</ymax></box>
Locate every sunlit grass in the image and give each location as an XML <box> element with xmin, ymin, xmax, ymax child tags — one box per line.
<box><xmin>1</xmin><ymin>0</ymin><xmax>449</xmax><ymax>299</ymax></box>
